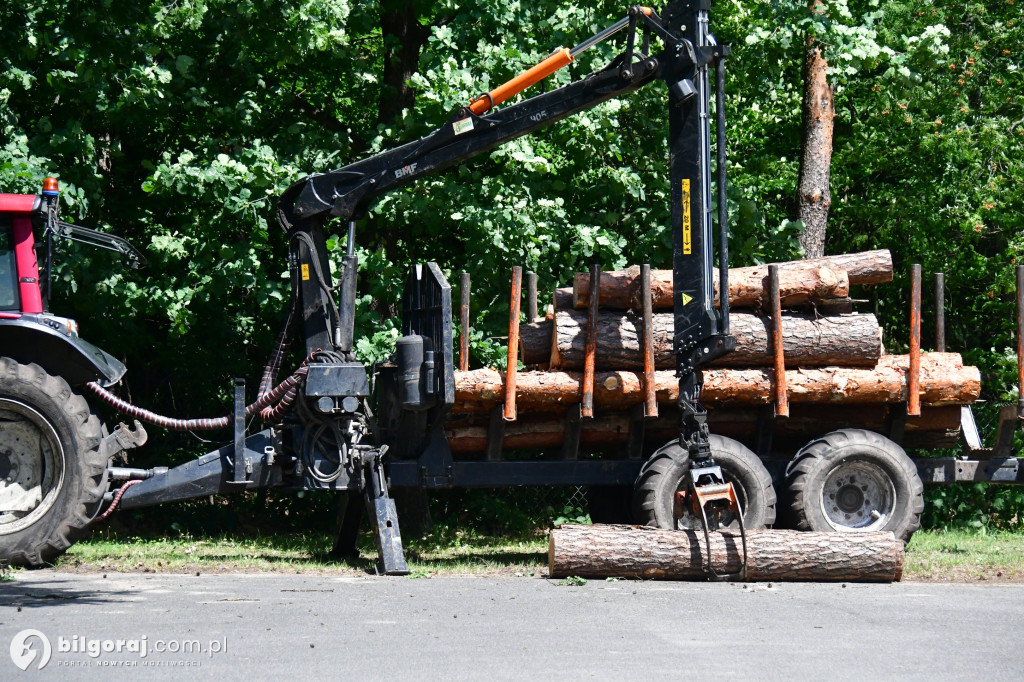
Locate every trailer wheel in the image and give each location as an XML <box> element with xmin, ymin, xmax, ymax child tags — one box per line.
<box><xmin>0</xmin><ymin>359</ymin><xmax>106</xmax><ymax>566</ymax></box>
<box><xmin>785</xmin><ymin>429</ymin><xmax>923</xmax><ymax>543</ymax></box>
<box><xmin>633</xmin><ymin>435</ymin><xmax>776</xmax><ymax>530</ymax></box>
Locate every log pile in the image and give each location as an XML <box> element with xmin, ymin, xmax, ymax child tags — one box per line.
<box><xmin>447</xmin><ymin>249</ymin><xmax>981</xmax><ymax>454</ymax></box>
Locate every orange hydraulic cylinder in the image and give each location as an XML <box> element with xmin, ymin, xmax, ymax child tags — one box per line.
<box><xmin>469</xmin><ymin>48</ymin><xmax>573</xmax><ymax>115</ymax></box>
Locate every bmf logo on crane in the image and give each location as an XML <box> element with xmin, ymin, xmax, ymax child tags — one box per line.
<box><xmin>395</xmin><ymin>163</ymin><xmax>418</xmax><ymax>179</ymax></box>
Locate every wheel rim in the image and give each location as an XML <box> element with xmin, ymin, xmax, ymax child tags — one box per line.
<box><xmin>819</xmin><ymin>459</ymin><xmax>895</xmax><ymax>531</ymax></box>
<box><xmin>0</xmin><ymin>398</ymin><xmax>66</xmax><ymax>535</ymax></box>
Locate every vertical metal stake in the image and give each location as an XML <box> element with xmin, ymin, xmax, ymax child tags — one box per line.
<box><xmin>768</xmin><ymin>265</ymin><xmax>788</xmax><ymax>417</ymax></box>
<box><xmin>641</xmin><ymin>264</ymin><xmax>658</xmax><ymax>418</ymax></box>
<box><xmin>582</xmin><ymin>264</ymin><xmax>600</xmax><ymax>418</ymax></box>
<box><xmin>909</xmin><ymin>264</ymin><xmax>922</xmax><ymax>417</ymax></box>
<box><xmin>935</xmin><ymin>272</ymin><xmax>945</xmax><ymax>352</ymax></box>
<box><xmin>459</xmin><ymin>272</ymin><xmax>470</xmax><ymax>372</ymax></box>
<box><xmin>526</xmin><ymin>271</ymin><xmax>538</xmax><ymax>322</ymax></box>
<box><xmin>504</xmin><ymin>267</ymin><xmax>522</xmax><ymax>421</ymax></box>
<box><xmin>233</xmin><ymin>378</ymin><xmax>246</xmax><ymax>484</ymax></box>
<box><xmin>1017</xmin><ymin>265</ymin><xmax>1024</xmax><ymax>418</ymax></box>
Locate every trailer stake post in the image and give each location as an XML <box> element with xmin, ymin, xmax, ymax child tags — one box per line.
<box><xmin>582</xmin><ymin>264</ymin><xmax>600</xmax><ymax>418</ymax></box>
<box><xmin>231</xmin><ymin>378</ymin><xmax>247</xmax><ymax>484</ymax></box>
<box><xmin>935</xmin><ymin>272</ymin><xmax>946</xmax><ymax>352</ymax></box>
<box><xmin>1017</xmin><ymin>265</ymin><xmax>1024</xmax><ymax>418</ymax></box>
<box><xmin>641</xmin><ymin>264</ymin><xmax>658</xmax><ymax>418</ymax></box>
<box><xmin>459</xmin><ymin>272</ymin><xmax>470</xmax><ymax>372</ymax></box>
<box><xmin>504</xmin><ymin>267</ymin><xmax>522</xmax><ymax>421</ymax></box>
<box><xmin>768</xmin><ymin>265</ymin><xmax>789</xmax><ymax>417</ymax></box>
<box><xmin>909</xmin><ymin>264</ymin><xmax>922</xmax><ymax>416</ymax></box>
<box><xmin>526</xmin><ymin>271</ymin><xmax>538</xmax><ymax>322</ymax></box>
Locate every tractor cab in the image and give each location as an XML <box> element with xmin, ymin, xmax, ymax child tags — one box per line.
<box><xmin>0</xmin><ymin>216</ymin><xmax>18</xmax><ymax>312</ymax></box>
<box><xmin>0</xmin><ymin>179</ymin><xmax>139</xmax><ymax>387</ymax></box>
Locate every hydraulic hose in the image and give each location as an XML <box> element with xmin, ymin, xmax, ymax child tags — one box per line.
<box><xmin>86</xmin><ymin>352</ymin><xmax>319</xmax><ymax>431</ymax></box>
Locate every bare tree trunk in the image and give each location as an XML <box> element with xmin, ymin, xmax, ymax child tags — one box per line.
<box><xmin>796</xmin><ymin>3</ymin><xmax>834</xmax><ymax>259</ymax></box>
<box><xmin>379</xmin><ymin>2</ymin><xmax>431</xmax><ymax>125</ymax></box>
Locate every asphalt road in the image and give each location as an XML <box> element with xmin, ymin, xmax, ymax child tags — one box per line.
<box><xmin>2</xmin><ymin>572</ymin><xmax>1022</xmax><ymax>680</ymax></box>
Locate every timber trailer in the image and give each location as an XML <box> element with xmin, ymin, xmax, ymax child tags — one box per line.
<box><xmin>2</xmin><ymin>2</ymin><xmax>1022</xmax><ymax>574</ymax></box>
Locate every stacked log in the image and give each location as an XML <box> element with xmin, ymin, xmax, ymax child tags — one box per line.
<box><xmin>526</xmin><ymin>309</ymin><xmax>883</xmax><ymax>369</ymax></box>
<box><xmin>571</xmin><ymin>249</ymin><xmax>892</xmax><ymax>309</ymax></box>
<box><xmin>447</xmin><ymin>249</ymin><xmax>980</xmax><ymax>455</ymax></box>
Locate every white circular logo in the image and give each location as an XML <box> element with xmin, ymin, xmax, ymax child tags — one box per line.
<box><xmin>9</xmin><ymin>629</ymin><xmax>51</xmax><ymax>671</ymax></box>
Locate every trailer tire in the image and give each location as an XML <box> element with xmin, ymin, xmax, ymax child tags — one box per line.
<box><xmin>633</xmin><ymin>435</ymin><xmax>776</xmax><ymax>530</ymax></box>
<box><xmin>0</xmin><ymin>358</ymin><xmax>106</xmax><ymax>566</ymax></box>
<box><xmin>786</xmin><ymin>429</ymin><xmax>923</xmax><ymax>543</ymax></box>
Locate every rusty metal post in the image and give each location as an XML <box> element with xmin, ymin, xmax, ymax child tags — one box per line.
<box><xmin>582</xmin><ymin>264</ymin><xmax>600</xmax><ymax>418</ymax></box>
<box><xmin>1017</xmin><ymin>265</ymin><xmax>1024</xmax><ymax>418</ymax></box>
<box><xmin>908</xmin><ymin>264</ymin><xmax>922</xmax><ymax>417</ymax></box>
<box><xmin>459</xmin><ymin>272</ymin><xmax>470</xmax><ymax>372</ymax></box>
<box><xmin>934</xmin><ymin>272</ymin><xmax>946</xmax><ymax>352</ymax></box>
<box><xmin>504</xmin><ymin>267</ymin><xmax>522</xmax><ymax>421</ymax></box>
<box><xmin>641</xmin><ymin>264</ymin><xmax>658</xmax><ymax>418</ymax></box>
<box><xmin>526</xmin><ymin>271</ymin><xmax>538</xmax><ymax>322</ymax></box>
<box><xmin>768</xmin><ymin>264</ymin><xmax>789</xmax><ymax>417</ymax></box>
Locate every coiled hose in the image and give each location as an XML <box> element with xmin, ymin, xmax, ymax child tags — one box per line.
<box><xmin>86</xmin><ymin>356</ymin><xmax>314</xmax><ymax>431</ymax></box>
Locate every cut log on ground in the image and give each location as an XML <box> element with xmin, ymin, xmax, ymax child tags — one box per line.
<box><xmin>539</xmin><ymin>310</ymin><xmax>882</xmax><ymax>370</ymax></box>
<box><xmin>548</xmin><ymin>524</ymin><xmax>903</xmax><ymax>582</ymax></box>
<box><xmin>449</xmin><ymin>353</ymin><xmax>978</xmax><ymax>415</ymax></box>
<box><xmin>443</xmin><ymin>404</ymin><xmax>962</xmax><ymax>454</ymax></box>
<box><xmin>573</xmin><ymin>249</ymin><xmax>892</xmax><ymax>310</ymax></box>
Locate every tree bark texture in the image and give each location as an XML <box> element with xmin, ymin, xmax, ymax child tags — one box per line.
<box><xmin>548</xmin><ymin>525</ymin><xmax>903</xmax><ymax>582</ymax></box>
<box><xmin>539</xmin><ymin>310</ymin><xmax>882</xmax><ymax>370</ymax></box>
<box><xmin>520</xmin><ymin>319</ymin><xmax>554</xmax><ymax>365</ymax></box>
<box><xmin>443</xmin><ymin>404</ymin><xmax>962</xmax><ymax>454</ymax></box>
<box><xmin>571</xmin><ymin>250</ymin><xmax>891</xmax><ymax>310</ymax></box>
<box><xmin>451</xmin><ymin>353</ymin><xmax>979</xmax><ymax>415</ymax></box>
<box><xmin>796</xmin><ymin>39</ymin><xmax>835</xmax><ymax>259</ymax></box>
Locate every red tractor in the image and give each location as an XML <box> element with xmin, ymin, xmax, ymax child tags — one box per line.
<box><xmin>0</xmin><ymin>180</ymin><xmax>145</xmax><ymax>565</ymax></box>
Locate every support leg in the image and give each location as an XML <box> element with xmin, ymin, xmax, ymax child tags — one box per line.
<box><xmin>329</xmin><ymin>491</ymin><xmax>364</xmax><ymax>559</ymax></box>
<box><xmin>361</xmin><ymin>450</ymin><xmax>410</xmax><ymax>575</ymax></box>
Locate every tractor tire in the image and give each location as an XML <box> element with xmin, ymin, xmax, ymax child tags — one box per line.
<box><xmin>632</xmin><ymin>435</ymin><xmax>776</xmax><ymax>531</ymax></box>
<box><xmin>785</xmin><ymin>429</ymin><xmax>923</xmax><ymax>543</ymax></box>
<box><xmin>0</xmin><ymin>358</ymin><xmax>106</xmax><ymax>566</ymax></box>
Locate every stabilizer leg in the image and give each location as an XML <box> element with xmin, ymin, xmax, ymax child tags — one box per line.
<box><xmin>329</xmin><ymin>491</ymin><xmax>364</xmax><ymax>559</ymax></box>
<box><xmin>361</xmin><ymin>448</ymin><xmax>410</xmax><ymax>575</ymax></box>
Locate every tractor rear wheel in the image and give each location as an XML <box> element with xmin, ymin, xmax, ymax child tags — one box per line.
<box><xmin>0</xmin><ymin>358</ymin><xmax>106</xmax><ymax>566</ymax></box>
<box><xmin>632</xmin><ymin>435</ymin><xmax>776</xmax><ymax>531</ymax></box>
<box><xmin>785</xmin><ymin>429</ymin><xmax>923</xmax><ymax>543</ymax></box>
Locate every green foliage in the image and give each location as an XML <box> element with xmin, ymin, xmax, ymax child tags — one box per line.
<box><xmin>924</xmin><ymin>483</ymin><xmax>1024</xmax><ymax>531</ymax></box>
<box><xmin>551</xmin><ymin>505</ymin><xmax>592</xmax><ymax>527</ymax></box>
<box><xmin>557</xmin><ymin>575</ymin><xmax>587</xmax><ymax>586</ymax></box>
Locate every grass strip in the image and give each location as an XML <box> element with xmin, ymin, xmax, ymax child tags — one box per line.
<box><xmin>16</xmin><ymin>528</ymin><xmax>1022</xmax><ymax>582</ymax></box>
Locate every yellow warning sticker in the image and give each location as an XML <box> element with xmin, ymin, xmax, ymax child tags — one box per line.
<box><xmin>301</xmin><ymin>264</ymin><xmax>310</xmax><ymax>281</ymax></box>
<box><xmin>681</xmin><ymin>292</ymin><xmax>693</xmax><ymax>306</ymax></box>
<box><xmin>682</xmin><ymin>179</ymin><xmax>692</xmax><ymax>255</ymax></box>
